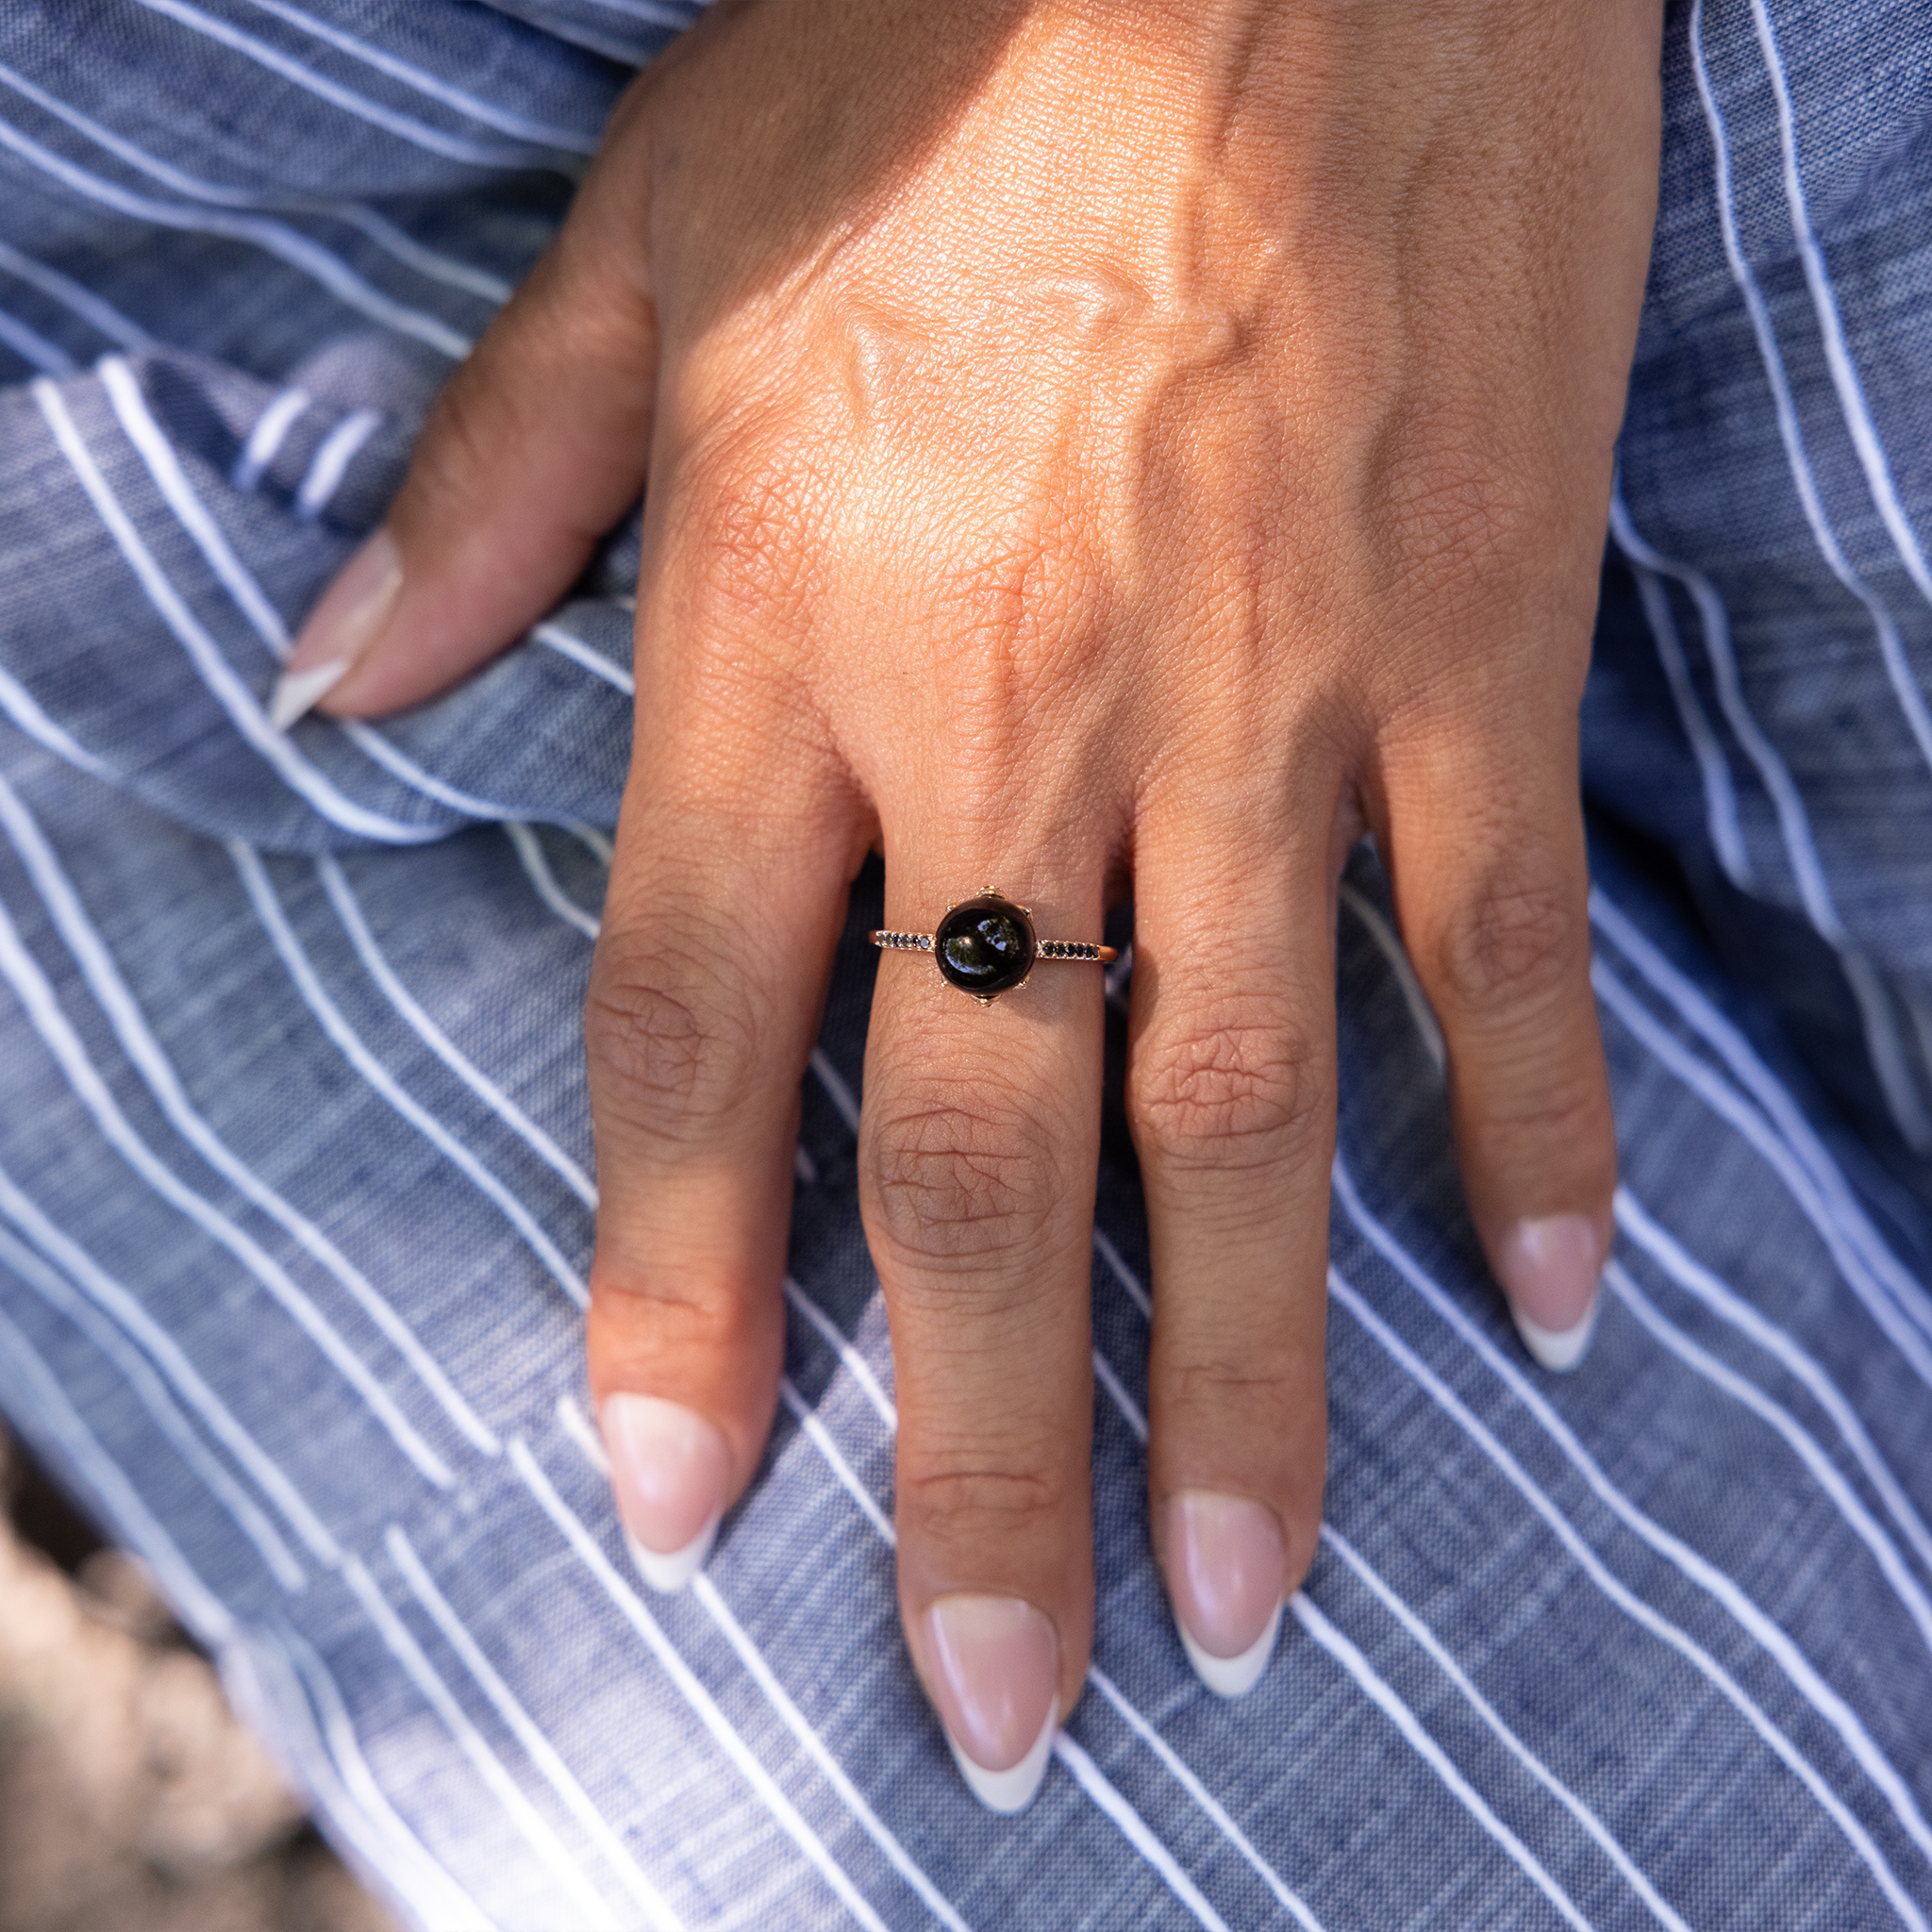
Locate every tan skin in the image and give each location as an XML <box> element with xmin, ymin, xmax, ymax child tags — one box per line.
<box><xmin>291</xmin><ymin>0</ymin><xmax>1663</xmax><ymax>1777</ymax></box>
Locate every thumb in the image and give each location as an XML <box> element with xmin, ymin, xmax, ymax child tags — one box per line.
<box><xmin>272</xmin><ymin>178</ymin><xmax>658</xmax><ymax>726</ymax></box>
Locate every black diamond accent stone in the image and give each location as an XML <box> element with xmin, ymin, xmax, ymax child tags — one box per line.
<box><xmin>935</xmin><ymin>894</ymin><xmax>1036</xmax><ymax>999</ymax></box>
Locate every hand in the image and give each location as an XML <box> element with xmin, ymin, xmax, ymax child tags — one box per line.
<box><xmin>280</xmin><ymin>0</ymin><xmax>1662</xmax><ymax>1807</ymax></box>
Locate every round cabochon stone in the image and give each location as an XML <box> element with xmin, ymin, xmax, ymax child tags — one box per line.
<box><xmin>935</xmin><ymin>894</ymin><xmax>1036</xmax><ymax>998</ymax></box>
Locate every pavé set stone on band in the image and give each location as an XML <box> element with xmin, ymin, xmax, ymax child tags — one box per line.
<box><xmin>870</xmin><ymin>891</ymin><xmax>1118</xmax><ymax>1005</ymax></box>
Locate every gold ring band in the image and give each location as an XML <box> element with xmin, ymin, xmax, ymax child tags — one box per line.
<box><xmin>869</xmin><ymin>890</ymin><xmax>1116</xmax><ymax>1005</ymax></box>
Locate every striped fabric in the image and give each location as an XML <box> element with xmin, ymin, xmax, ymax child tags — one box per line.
<box><xmin>1</xmin><ymin>1</ymin><xmax>1930</xmax><ymax>1926</ymax></box>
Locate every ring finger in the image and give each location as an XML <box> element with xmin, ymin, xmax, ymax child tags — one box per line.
<box><xmin>859</xmin><ymin>834</ymin><xmax>1110</xmax><ymax>1812</ymax></box>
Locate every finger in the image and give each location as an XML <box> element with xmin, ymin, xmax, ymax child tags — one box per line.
<box><xmin>1128</xmin><ymin>778</ymin><xmax>1337</xmax><ymax>1699</ymax></box>
<box><xmin>586</xmin><ymin>710</ymin><xmax>858</xmax><ymax>1592</ymax></box>
<box><xmin>859</xmin><ymin>853</ymin><xmax>1107</xmax><ymax>1812</ymax></box>
<box><xmin>1383</xmin><ymin>719</ymin><xmax>1616</xmax><ymax>1372</ymax></box>
<box><xmin>273</xmin><ymin>109</ymin><xmax>658</xmax><ymax>725</ymax></box>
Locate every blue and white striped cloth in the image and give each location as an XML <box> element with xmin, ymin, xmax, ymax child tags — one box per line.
<box><xmin>2</xmin><ymin>1</ymin><xmax>1931</xmax><ymax>1925</ymax></box>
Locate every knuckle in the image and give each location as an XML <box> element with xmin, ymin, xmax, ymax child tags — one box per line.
<box><xmin>863</xmin><ymin>1077</ymin><xmax>1066</xmax><ymax>1270</ymax></box>
<box><xmin>1166</xmin><ymin>1346</ymin><xmax>1295</xmax><ymax>1407</ymax></box>
<box><xmin>675</xmin><ymin>431</ymin><xmax>825</xmax><ymax>630</ymax></box>
<box><xmin>899</xmin><ymin>1461</ymin><xmax>1067</xmax><ymax>1549</ymax></box>
<box><xmin>1360</xmin><ymin>414</ymin><xmax>1541</xmax><ymax>615</ymax></box>
<box><xmin>585</xmin><ymin>923</ymin><xmax>763</xmax><ymax>1149</ymax></box>
<box><xmin>1434</xmin><ymin>870</ymin><xmax>1581</xmax><ymax>1012</ymax></box>
<box><xmin>1130</xmin><ymin>997</ymin><xmax>1326</xmax><ymax>1174</ymax></box>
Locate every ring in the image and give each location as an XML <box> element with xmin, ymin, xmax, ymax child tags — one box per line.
<box><xmin>870</xmin><ymin>890</ymin><xmax>1118</xmax><ymax>1005</ymax></box>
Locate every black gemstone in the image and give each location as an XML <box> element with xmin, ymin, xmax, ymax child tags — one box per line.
<box><xmin>934</xmin><ymin>894</ymin><xmax>1036</xmax><ymax>999</ymax></box>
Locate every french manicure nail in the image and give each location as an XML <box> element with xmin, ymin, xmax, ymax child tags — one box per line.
<box><xmin>599</xmin><ymin>1393</ymin><xmax>730</xmax><ymax>1594</ymax></box>
<box><xmin>925</xmin><ymin>1595</ymin><xmax>1058</xmax><ymax>1813</ymax></box>
<box><xmin>270</xmin><ymin>527</ymin><xmax>402</xmax><ymax>730</ymax></box>
<box><xmin>1498</xmin><ymin>1213</ymin><xmax>1603</xmax><ymax>1373</ymax></box>
<box><xmin>1164</xmin><ymin>1491</ymin><xmax>1285</xmax><ymax>1698</ymax></box>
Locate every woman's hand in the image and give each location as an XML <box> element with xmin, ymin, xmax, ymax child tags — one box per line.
<box><xmin>279</xmin><ymin>0</ymin><xmax>1661</xmax><ymax>1807</ymax></box>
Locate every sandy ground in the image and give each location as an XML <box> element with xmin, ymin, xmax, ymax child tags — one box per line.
<box><xmin>0</xmin><ymin>1425</ymin><xmax>400</xmax><ymax>1932</ymax></box>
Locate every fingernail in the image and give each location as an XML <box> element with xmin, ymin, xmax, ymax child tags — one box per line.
<box><xmin>1164</xmin><ymin>1491</ymin><xmax>1285</xmax><ymax>1698</ymax></box>
<box><xmin>599</xmin><ymin>1393</ymin><xmax>730</xmax><ymax>1594</ymax></box>
<box><xmin>925</xmin><ymin>1595</ymin><xmax>1058</xmax><ymax>1813</ymax></box>
<box><xmin>270</xmin><ymin>528</ymin><xmax>402</xmax><ymax>729</ymax></box>
<box><xmin>1498</xmin><ymin>1213</ymin><xmax>1603</xmax><ymax>1373</ymax></box>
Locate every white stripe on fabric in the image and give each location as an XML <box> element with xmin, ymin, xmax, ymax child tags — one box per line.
<box><xmin>1607</xmin><ymin>489</ymin><xmax>1931</xmax><ymax>1151</ymax></box>
<box><xmin>98</xmin><ymin>357</ymin><xmax>296</xmax><ymax>647</ymax></box>
<box><xmin>784</xmin><ymin>1276</ymin><xmax>896</xmax><ymax>1430</ymax></box>
<box><xmin>319</xmin><ymin>856</ymin><xmax>598</xmax><ymax>1208</ymax></box>
<box><xmin>1609</xmin><ymin>503</ymin><xmax>1755</xmax><ymax>891</ymax></box>
<box><xmin>809</xmin><ymin>1048</ymin><xmax>860</xmax><ymax>1134</ymax></box>
<box><xmin>773</xmin><ymin>1378</ymin><xmax>897</xmax><ymax>1547</ymax></box>
<box><xmin>232</xmin><ymin>0</ymin><xmax>601</xmax><ymax>151</ymax></box>
<box><xmin>1604</xmin><ymin>1257</ymin><xmax>1932</xmax><ymax>1655</ymax></box>
<box><xmin>691</xmin><ymin>1574</ymin><xmax>976</xmax><ymax>1932</ymax></box>
<box><xmin>294</xmin><ymin>406</ymin><xmax>381</xmax><ymax>521</ymax></box>
<box><xmin>0</xmin><ymin>58</ymin><xmax>506</xmax><ymax>305</ymax></box>
<box><xmin>334</xmin><ymin>725</ymin><xmax>527</xmax><ymax>822</ymax></box>
<box><xmin>1051</xmin><ymin>1734</ymin><xmax>1234</xmax><ymax>1932</ymax></box>
<box><xmin>0</xmin><ymin>1300</ymin><xmax>234</xmax><ymax>1641</ymax></box>
<box><xmin>0</xmin><ymin>299</ymin><xmax>73</xmax><ymax>372</ymax></box>
<box><xmin>0</xmin><ymin>770</ymin><xmax>497</xmax><ymax>1457</ymax></box>
<box><xmin>1091</xmin><ymin>1225</ymin><xmax>1151</xmax><ymax>1319</ymax></box>
<box><xmin>1614</xmin><ymin>1185</ymin><xmax>1932</xmax><ymax>1578</ymax></box>
<box><xmin>0</xmin><ymin>109</ymin><xmax>471</xmax><ymax>357</ymax></box>
<box><xmin>1330</xmin><ymin>1174</ymin><xmax>1932</xmax><ymax>1924</ymax></box>
<box><xmin>336</xmin><ymin>205</ymin><xmax>511</xmax><ymax>303</ymax></box>
<box><xmin>0</xmin><ymin>234</ymin><xmax>152</xmax><ymax>347</ymax></box>
<box><xmin>0</xmin><ymin>891</ymin><xmax>454</xmax><ymax>1487</ymax></box>
<box><xmin>0</xmin><ymin>1162</ymin><xmax>341</xmax><ymax>1564</ymax></box>
<box><xmin>509</xmin><ymin>1438</ymin><xmax>894</xmax><ymax>1932</ymax></box>
<box><xmin>1687</xmin><ymin>0</ymin><xmax>1932</xmax><ymax>778</ymax></box>
<box><xmin>341</xmin><ymin>1556</ymin><xmax>627</xmax><ymax>1932</ymax></box>
<box><xmin>775</xmin><ymin>1289</ymin><xmax>1323</xmax><ymax>1925</ymax></box>
<box><xmin>34</xmin><ymin>379</ymin><xmax>447</xmax><ymax>845</ymax></box>
<box><xmin>386</xmin><ymin>1526</ymin><xmax>687</xmax><ymax>1932</ymax></box>
<box><xmin>566</xmin><ymin>821</ymin><xmax>615</xmax><ymax>867</ymax></box>
<box><xmin>1320</xmin><ymin>1524</ymin><xmax>1690</xmax><ymax>1932</ymax></box>
<box><xmin>1589</xmin><ymin>886</ymin><xmax>1932</xmax><ymax>1342</ymax></box>
<box><xmin>794</xmin><ymin>1142</ymin><xmax>818</xmax><ymax>1183</ymax></box>
<box><xmin>1093</xmin><ymin>1346</ymin><xmax>1147</xmax><ymax>1441</ymax></box>
<box><xmin>270</xmin><ymin>1631</ymin><xmax>503</xmax><ymax>1932</ymax></box>
<box><xmin>1326</xmin><ymin>1260</ymin><xmax>1927</xmax><ymax>1930</ymax></box>
<box><xmin>0</xmin><ymin>1218</ymin><xmax>306</xmax><ymax>1591</ymax></box>
<box><xmin>232</xmin><ymin>385</ymin><xmax>310</xmax><ymax>491</ymax></box>
<box><xmin>128</xmin><ymin>0</ymin><xmax>556</xmax><ymax>171</ymax></box>
<box><xmin>1339</xmin><ymin>882</ymin><xmax>1445</xmax><ymax>1073</ymax></box>
<box><xmin>575</xmin><ymin>0</ymin><xmax>699</xmax><ymax>25</ymax></box>
<box><xmin>1083</xmin><ymin>1669</ymin><xmax>1326</xmax><ymax>1932</ymax></box>
<box><xmin>506</xmin><ymin>824</ymin><xmax>601</xmax><ymax>940</ymax></box>
<box><xmin>1289</xmin><ymin>1593</ymin><xmax>1591</xmax><ymax>1932</ymax></box>
<box><xmin>0</xmin><ymin>662</ymin><xmax>117</xmax><ymax>780</ymax></box>
<box><xmin>97</xmin><ymin>356</ymin><xmax>522</xmax><ymax>825</ymax></box>
<box><xmin>233</xmin><ymin>843</ymin><xmax>591</xmax><ymax>1309</ymax></box>
<box><xmin>1591</xmin><ymin>956</ymin><xmax>1932</xmax><ymax>1388</ymax></box>
<box><xmin>1747</xmin><ymin>0</ymin><xmax>1932</xmax><ymax>621</ymax></box>
<box><xmin>555</xmin><ymin>1394</ymin><xmax>609</xmax><ymax>1474</ymax></box>
<box><xmin>533</xmin><ymin>621</ymin><xmax>636</xmax><ymax>697</ymax></box>
<box><xmin>1339</xmin><ymin>1153</ymin><xmax>1932</xmax><ymax>1859</ymax></box>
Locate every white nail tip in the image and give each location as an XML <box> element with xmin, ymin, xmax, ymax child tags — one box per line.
<box><xmin>622</xmin><ymin>1516</ymin><xmax>718</xmax><ymax>1595</ymax></box>
<box><xmin>1513</xmin><ymin>1293</ymin><xmax>1600</xmax><ymax>1374</ymax></box>
<box><xmin>1179</xmin><ymin>1598</ymin><xmax>1283</xmax><ymax>1699</ymax></box>
<box><xmin>946</xmin><ymin>1699</ymin><xmax>1058</xmax><ymax>1814</ymax></box>
<box><xmin>267</xmin><ymin>658</ymin><xmax>351</xmax><ymax>731</ymax></box>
